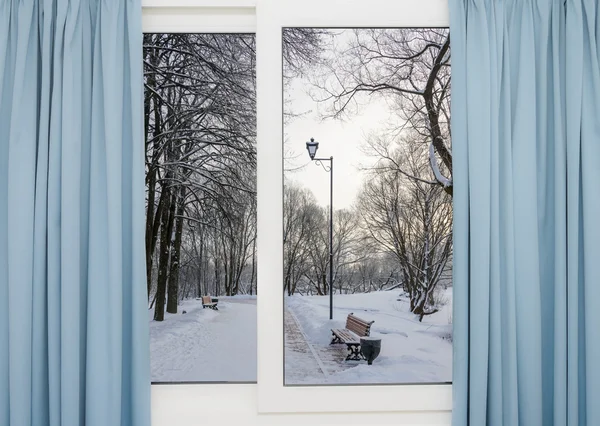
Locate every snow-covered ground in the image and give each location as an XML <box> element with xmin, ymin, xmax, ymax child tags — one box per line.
<box><xmin>150</xmin><ymin>295</ymin><xmax>256</xmax><ymax>383</ymax></box>
<box><xmin>285</xmin><ymin>289</ymin><xmax>452</xmax><ymax>385</ymax></box>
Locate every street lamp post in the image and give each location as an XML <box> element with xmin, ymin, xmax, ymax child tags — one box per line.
<box><xmin>306</xmin><ymin>138</ymin><xmax>334</xmax><ymax>320</ymax></box>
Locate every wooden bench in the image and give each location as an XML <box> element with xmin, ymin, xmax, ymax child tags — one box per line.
<box><xmin>330</xmin><ymin>313</ymin><xmax>375</xmax><ymax>361</ymax></box>
<box><xmin>201</xmin><ymin>296</ymin><xmax>218</xmax><ymax>310</ymax></box>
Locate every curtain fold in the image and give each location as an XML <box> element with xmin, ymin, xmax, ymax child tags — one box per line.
<box><xmin>0</xmin><ymin>1</ymin><xmax>151</xmax><ymax>425</ymax></box>
<box><xmin>450</xmin><ymin>0</ymin><xmax>600</xmax><ymax>425</ymax></box>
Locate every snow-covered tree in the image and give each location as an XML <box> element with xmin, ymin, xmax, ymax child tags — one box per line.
<box><xmin>144</xmin><ymin>33</ymin><xmax>256</xmax><ymax>320</ymax></box>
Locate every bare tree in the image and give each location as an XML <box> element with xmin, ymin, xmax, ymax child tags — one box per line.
<box><xmin>310</xmin><ymin>28</ymin><xmax>452</xmax><ymax>195</ymax></box>
<box><xmin>281</xmin><ymin>29</ymin><xmax>453</xmax><ymax>315</ymax></box>
<box><xmin>283</xmin><ymin>182</ymin><xmax>362</xmax><ymax>296</ymax></box>
<box><xmin>357</xmin><ymin>141</ymin><xmax>452</xmax><ymax>321</ymax></box>
<box><xmin>145</xmin><ymin>33</ymin><xmax>256</xmax><ymax>320</ymax></box>
<box><xmin>283</xmin><ymin>28</ymin><xmax>330</xmax><ymax>81</ymax></box>
<box><xmin>331</xmin><ymin>209</ymin><xmax>362</xmax><ymax>294</ymax></box>
<box><xmin>283</xmin><ymin>184</ymin><xmax>317</xmax><ymax>296</ymax></box>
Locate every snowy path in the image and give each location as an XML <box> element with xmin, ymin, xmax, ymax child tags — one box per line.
<box><xmin>285</xmin><ymin>306</ymin><xmax>359</xmax><ymax>385</ymax></box>
<box><xmin>150</xmin><ymin>297</ymin><xmax>256</xmax><ymax>383</ymax></box>
<box><xmin>284</xmin><ymin>307</ymin><xmax>327</xmax><ymax>384</ymax></box>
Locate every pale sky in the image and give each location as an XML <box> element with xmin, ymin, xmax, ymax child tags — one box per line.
<box><xmin>283</xmin><ymin>32</ymin><xmax>395</xmax><ymax>210</ymax></box>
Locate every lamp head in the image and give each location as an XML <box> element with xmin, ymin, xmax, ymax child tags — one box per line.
<box><xmin>306</xmin><ymin>138</ymin><xmax>319</xmax><ymax>160</ymax></box>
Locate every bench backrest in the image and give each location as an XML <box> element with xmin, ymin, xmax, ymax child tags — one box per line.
<box><xmin>202</xmin><ymin>296</ymin><xmax>212</xmax><ymax>304</ymax></box>
<box><xmin>345</xmin><ymin>313</ymin><xmax>374</xmax><ymax>337</ymax></box>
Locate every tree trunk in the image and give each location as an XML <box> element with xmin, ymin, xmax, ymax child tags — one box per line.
<box><xmin>423</xmin><ymin>37</ymin><xmax>453</xmax><ymax>196</ymax></box>
<box><xmin>149</xmin><ymin>291</ymin><xmax>158</xmax><ymax>310</ymax></box>
<box><xmin>250</xmin><ymin>236</ymin><xmax>256</xmax><ymax>295</ymax></box>
<box><xmin>144</xmin><ymin>41</ymin><xmax>164</xmax><ymax>298</ymax></box>
<box><xmin>195</xmin><ymin>230</ymin><xmax>204</xmax><ymax>298</ymax></box>
<box><xmin>203</xmin><ymin>244</ymin><xmax>209</xmax><ymax>296</ymax></box>
<box><xmin>153</xmin><ymin>187</ymin><xmax>174</xmax><ymax>321</ymax></box>
<box><xmin>166</xmin><ymin>187</ymin><xmax>186</xmax><ymax>314</ymax></box>
<box><xmin>214</xmin><ymin>257</ymin><xmax>221</xmax><ymax>297</ymax></box>
<box><xmin>412</xmin><ymin>297</ymin><xmax>438</xmax><ymax>322</ymax></box>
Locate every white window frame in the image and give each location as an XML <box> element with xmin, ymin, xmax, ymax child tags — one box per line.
<box><xmin>143</xmin><ymin>1</ymin><xmax>452</xmax><ymax>423</ymax></box>
<box><xmin>256</xmin><ymin>0</ymin><xmax>451</xmax><ymax>414</ymax></box>
<box><xmin>142</xmin><ymin>0</ymin><xmax>256</xmax><ymax>33</ymax></box>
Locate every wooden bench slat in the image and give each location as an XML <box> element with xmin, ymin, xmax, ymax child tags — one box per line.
<box><xmin>347</xmin><ymin>321</ymin><xmax>370</xmax><ymax>331</ymax></box>
<box><xmin>332</xmin><ymin>328</ymin><xmax>353</xmax><ymax>337</ymax></box>
<box><xmin>346</xmin><ymin>316</ymin><xmax>372</xmax><ymax>337</ymax></box>
<box><xmin>347</xmin><ymin>317</ymin><xmax>373</xmax><ymax>326</ymax></box>
<box><xmin>347</xmin><ymin>317</ymin><xmax>373</xmax><ymax>327</ymax></box>
<box><xmin>201</xmin><ymin>295</ymin><xmax>218</xmax><ymax>310</ymax></box>
<box><xmin>347</xmin><ymin>318</ymin><xmax>369</xmax><ymax>328</ymax></box>
<box><xmin>347</xmin><ymin>319</ymin><xmax>367</xmax><ymax>327</ymax></box>
<box><xmin>331</xmin><ymin>329</ymin><xmax>360</xmax><ymax>344</ymax></box>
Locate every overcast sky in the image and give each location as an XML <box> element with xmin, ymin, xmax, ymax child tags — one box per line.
<box><xmin>283</xmin><ymin>30</ymin><xmax>395</xmax><ymax>210</ymax></box>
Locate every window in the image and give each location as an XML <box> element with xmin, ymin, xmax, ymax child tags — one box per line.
<box><xmin>282</xmin><ymin>27</ymin><xmax>452</xmax><ymax>387</ymax></box>
<box><xmin>145</xmin><ymin>1</ymin><xmax>452</xmax><ymax>423</ymax></box>
<box><xmin>144</xmin><ymin>32</ymin><xmax>257</xmax><ymax>384</ymax></box>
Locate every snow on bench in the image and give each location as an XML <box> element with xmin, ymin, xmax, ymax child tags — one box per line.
<box><xmin>201</xmin><ymin>296</ymin><xmax>218</xmax><ymax>310</ymax></box>
<box><xmin>330</xmin><ymin>313</ymin><xmax>374</xmax><ymax>361</ymax></box>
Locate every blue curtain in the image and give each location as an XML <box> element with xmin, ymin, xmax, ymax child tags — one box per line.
<box><xmin>450</xmin><ymin>0</ymin><xmax>600</xmax><ymax>425</ymax></box>
<box><xmin>0</xmin><ymin>1</ymin><xmax>151</xmax><ymax>425</ymax></box>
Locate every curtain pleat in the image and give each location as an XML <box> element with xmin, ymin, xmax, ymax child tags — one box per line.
<box><xmin>450</xmin><ymin>0</ymin><xmax>600</xmax><ymax>425</ymax></box>
<box><xmin>0</xmin><ymin>1</ymin><xmax>150</xmax><ymax>425</ymax></box>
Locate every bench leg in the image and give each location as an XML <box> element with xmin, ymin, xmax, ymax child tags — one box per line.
<box><xmin>345</xmin><ymin>344</ymin><xmax>365</xmax><ymax>361</ymax></box>
<box><xmin>331</xmin><ymin>333</ymin><xmax>342</xmax><ymax>344</ymax></box>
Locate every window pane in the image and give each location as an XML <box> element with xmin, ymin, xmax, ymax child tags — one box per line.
<box><xmin>283</xmin><ymin>27</ymin><xmax>452</xmax><ymax>386</ymax></box>
<box><xmin>144</xmin><ymin>33</ymin><xmax>257</xmax><ymax>383</ymax></box>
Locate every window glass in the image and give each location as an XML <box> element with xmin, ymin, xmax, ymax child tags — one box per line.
<box><xmin>282</xmin><ymin>28</ymin><xmax>452</xmax><ymax>386</ymax></box>
<box><xmin>145</xmin><ymin>33</ymin><xmax>257</xmax><ymax>383</ymax></box>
